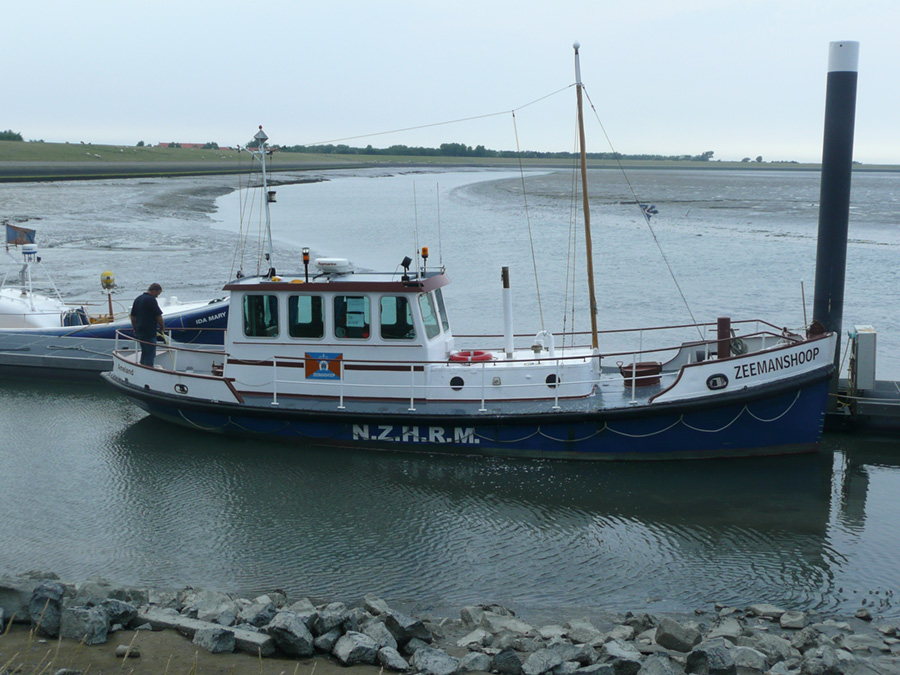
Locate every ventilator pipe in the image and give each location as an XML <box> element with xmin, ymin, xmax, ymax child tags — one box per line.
<box><xmin>717</xmin><ymin>317</ymin><xmax>732</xmax><ymax>360</ymax></box>
<box><xmin>502</xmin><ymin>266</ymin><xmax>514</xmax><ymax>358</ymax></box>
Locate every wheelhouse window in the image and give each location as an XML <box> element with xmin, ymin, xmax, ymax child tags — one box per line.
<box><xmin>380</xmin><ymin>295</ymin><xmax>416</xmax><ymax>341</ymax></box>
<box><xmin>243</xmin><ymin>294</ymin><xmax>279</xmax><ymax>338</ymax></box>
<box><xmin>288</xmin><ymin>295</ymin><xmax>324</xmax><ymax>339</ymax></box>
<box><xmin>435</xmin><ymin>288</ymin><xmax>450</xmax><ymax>332</ymax></box>
<box><xmin>334</xmin><ymin>295</ymin><xmax>370</xmax><ymax>339</ymax></box>
<box><xmin>418</xmin><ymin>292</ymin><xmax>441</xmax><ymax>340</ymax></box>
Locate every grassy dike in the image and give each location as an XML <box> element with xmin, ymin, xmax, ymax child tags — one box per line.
<box><xmin>1</xmin><ymin>139</ymin><xmax>898</xmax><ymax>183</ymax></box>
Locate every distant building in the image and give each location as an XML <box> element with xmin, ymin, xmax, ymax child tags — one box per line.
<box><xmin>155</xmin><ymin>143</ymin><xmax>234</xmax><ymax>151</ymax></box>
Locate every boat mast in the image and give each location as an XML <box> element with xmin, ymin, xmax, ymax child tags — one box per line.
<box><xmin>574</xmin><ymin>43</ymin><xmax>599</xmax><ymax>350</ymax></box>
<box><xmin>251</xmin><ymin>126</ymin><xmax>275</xmax><ymax>277</ymax></box>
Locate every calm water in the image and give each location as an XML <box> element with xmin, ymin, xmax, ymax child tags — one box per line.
<box><xmin>1</xmin><ymin>167</ymin><xmax>899</xmax><ymax>622</ymax></box>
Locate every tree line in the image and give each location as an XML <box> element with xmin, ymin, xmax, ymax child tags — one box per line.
<box><xmin>278</xmin><ymin>142</ymin><xmax>717</xmax><ymax>162</ymax></box>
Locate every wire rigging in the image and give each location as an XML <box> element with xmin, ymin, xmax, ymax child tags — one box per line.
<box><xmin>582</xmin><ymin>86</ymin><xmax>702</xmax><ymax>338</ymax></box>
<box><xmin>512</xmin><ymin>110</ymin><xmax>544</xmax><ymax>332</ymax></box>
<box><xmin>302</xmin><ymin>85</ymin><xmax>575</xmax><ymax>147</ymax></box>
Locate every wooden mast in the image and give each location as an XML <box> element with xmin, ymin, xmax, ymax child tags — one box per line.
<box><xmin>574</xmin><ymin>42</ymin><xmax>599</xmax><ymax>350</ymax></box>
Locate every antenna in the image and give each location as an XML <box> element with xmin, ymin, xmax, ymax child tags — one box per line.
<box><xmin>413</xmin><ymin>182</ymin><xmax>420</xmax><ymax>276</ymax></box>
<box><xmin>436</xmin><ymin>182</ymin><xmax>443</xmax><ymax>267</ymax></box>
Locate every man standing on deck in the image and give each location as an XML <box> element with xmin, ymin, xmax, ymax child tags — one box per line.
<box><xmin>130</xmin><ymin>283</ymin><xmax>165</xmax><ymax>366</ymax></box>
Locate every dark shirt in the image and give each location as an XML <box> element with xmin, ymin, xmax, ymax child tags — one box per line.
<box><xmin>131</xmin><ymin>292</ymin><xmax>162</xmax><ymax>338</ymax></box>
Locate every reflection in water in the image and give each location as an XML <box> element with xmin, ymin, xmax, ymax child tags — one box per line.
<box><xmin>2</xmin><ymin>365</ymin><xmax>900</xmax><ymax>622</ymax></box>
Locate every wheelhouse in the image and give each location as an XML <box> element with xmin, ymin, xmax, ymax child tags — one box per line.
<box><xmin>222</xmin><ymin>265</ymin><xmax>455</xmax><ymax>364</ymax></box>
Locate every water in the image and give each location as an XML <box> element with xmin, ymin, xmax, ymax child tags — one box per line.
<box><xmin>1</xmin><ymin>166</ymin><xmax>900</xmax><ymax>622</ymax></box>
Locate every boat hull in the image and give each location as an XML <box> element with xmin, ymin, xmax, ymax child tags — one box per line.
<box><xmin>0</xmin><ymin>299</ymin><xmax>229</xmax><ymax>377</ymax></box>
<box><xmin>101</xmin><ymin>369</ymin><xmax>832</xmax><ymax>460</ymax></box>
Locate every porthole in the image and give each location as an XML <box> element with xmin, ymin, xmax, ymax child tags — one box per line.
<box><xmin>546</xmin><ymin>374</ymin><xmax>560</xmax><ymax>389</ymax></box>
<box><xmin>450</xmin><ymin>376</ymin><xmax>465</xmax><ymax>391</ymax></box>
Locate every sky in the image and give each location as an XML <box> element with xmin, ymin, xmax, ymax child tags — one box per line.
<box><xmin>4</xmin><ymin>0</ymin><xmax>898</xmax><ymax>164</ymax></box>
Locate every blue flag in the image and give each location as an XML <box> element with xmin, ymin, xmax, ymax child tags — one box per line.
<box><xmin>5</xmin><ymin>223</ymin><xmax>36</xmax><ymax>245</ymax></box>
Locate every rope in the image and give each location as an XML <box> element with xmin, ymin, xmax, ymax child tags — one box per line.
<box><xmin>512</xmin><ymin>111</ymin><xmax>544</xmax><ymax>331</ymax></box>
<box><xmin>582</xmin><ymin>86</ymin><xmax>702</xmax><ymax>339</ymax></box>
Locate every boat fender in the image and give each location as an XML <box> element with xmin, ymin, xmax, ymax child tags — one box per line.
<box><xmin>449</xmin><ymin>350</ymin><xmax>493</xmax><ymax>363</ymax></box>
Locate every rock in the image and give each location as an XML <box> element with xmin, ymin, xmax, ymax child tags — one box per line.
<box><xmin>800</xmin><ymin>644</ymin><xmax>841</xmax><ymax>675</ymax></box>
<box><xmin>29</xmin><ymin>581</ymin><xmax>65</xmax><ymax>637</ymax></box>
<box><xmin>59</xmin><ymin>606</ymin><xmax>109</xmax><ymax>645</ymax></box>
<box><xmin>492</xmin><ymin>647</ymin><xmax>524</xmax><ymax>675</ymax></box>
<box><xmin>623</xmin><ymin>612</ymin><xmax>656</xmax><ymax>634</ymax></box>
<box><xmin>747</xmin><ymin>604</ymin><xmax>785</xmax><ymax>621</ymax></box>
<box><xmin>365</xmin><ymin>594</ymin><xmax>392</xmax><ymax>616</ymax></box>
<box><xmin>608</xmin><ymin>656</ymin><xmax>641</xmax><ymax>675</ymax></box>
<box><xmin>459</xmin><ymin>651</ymin><xmax>492</xmax><ymax>672</ymax></box>
<box><xmin>410</xmin><ymin>646</ymin><xmax>460</xmax><ymax>675</ymax></box>
<box><xmin>137</xmin><ymin>607</ymin><xmax>275</xmax><ymax>656</ymax></box>
<box><xmin>835</xmin><ymin>633</ymin><xmax>887</xmax><ymax>653</ymax></box>
<box><xmin>193</xmin><ymin>626</ymin><xmax>235</xmax><ymax>654</ymax></box>
<box><xmin>379</xmin><ymin>645</ymin><xmax>412</xmax><ymax>671</ymax></box>
<box><xmin>708</xmin><ymin>617</ymin><xmax>743</xmax><ymax>644</ymax></box>
<box><xmin>0</xmin><ymin>575</ymin><xmax>44</xmax><ymax>624</ymax></box>
<box><xmin>736</xmin><ymin>632</ymin><xmax>793</xmax><ymax>664</ymax></box>
<box><xmin>554</xmin><ymin>661</ymin><xmax>582</xmax><ymax>675</ymax></box>
<box><xmin>731</xmin><ymin>645</ymin><xmax>768</xmax><ymax>673</ymax></box>
<box><xmin>566</xmin><ymin>619</ymin><xmax>604</xmax><ymax>646</ymax></box>
<box><xmin>686</xmin><ymin>637</ymin><xmax>736</xmax><ymax>675</ymax></box>
<box><xmin>539</xmin><ymin>624</ymin><xmax>568</xmax><ymax>640</ymax></box>
<box><xmin>458</xmin><ymin>627</ymin><xmax>493</xmax><ymax>648</ymax></box>
<box><xmin>182</xmin><ymin>589</ymin><xmax>239</xmax><ymax>625</ymax></box>
<box><xmin>313</xmin><ymin>602</ymin><xmax>349</xmax><ymax>635</ymax></box>
<box><xmin>855</xmin><ymin>608</ymin><xmax>874</xmax><ymax>622</ymax></box>
<box><xmin>573</xmin><ymin>665</ymin><xmax>615</xmax><ymax>675</ymax></box>
<box><xmin>780</xmin><ymin>611</ymin><xmax>809</xmax><ymax>630</ymax></box>
<box><xmin>637</xmin><ymin>655</ymin><xmax>683</xmax><ymax>675</ymax></box>
<box><xmin>237</xmin><ymin>600</ymin><xmax>277</xmax><ymax>628</ymax></box>
<box><xmin>656</xmin><ymin>617</ymin><xmax>702</xmax><ymax>653</ymax></box>
<box><xmin>461</xmin><ymin>606</ymin><xmax>486</xmax><ymax>628</ymax></box>
<box><xmin>385</xmin><ymin>610</ymin><xmax>433</xmax><ymax>643</ymax></box>
<box><xmin>73</xmin><ymin>577</ymin><xmax>147</xmax><ymax>607</ymax></box>
<box><xmin>522</xmin><ymin>648</ymin><xmax>564</xmax><ymax>675</ymax></box>
<box><xmin>314</xmin><ymin>627</ymin><xmax>343</xmax><ymax>653</ymax></box>
<box><xmin>607</xmin><ymin>625</ymin><xmax>635</xmax><ymax>642</ymax></box>
<box><xmin>115</xmin><ymin>643</ymin><xmax>141</xmax><ymax>658</ymax></box>
<box><xmin>265</xmin><ymin>610</ymin><xmax>315</xmax><ymax>656</ymax></box>
<box><xmin>548</xmin><ymin>640</ymin><xmax>598</xmax><ymax>666</ymax></box>
<box><xmin>790</xmin><ymin>626</ymin><xmax>820</xmax><ymax>653</ymax></box>
<box><xmin>404</xmin><ymin>636</ymin><xmax>432</xmax><ymax>655</ymax></box>
<box><xmin>603</xmin><ymin>639</ymin><xmax>642</xmax><ymax>662</ymax></box>
<box><xmin>102</xmin><ymin>599</ymin><xmax>137</xmax><ymax>628</ymax></box>
<box><xmin>289</xmin><ymin>597</ymin><xmax>316</xmax><ymax>613</ymax></box>
<box><xmin>481</xmin><ymin>612</ymin><xmax>535</xmax><ymax>637</ymax></box>
<box><xmin>495</xmin><ymin>630</ymin><xmax>523</xmax><ymax>651</ymax></box>
<box><xmin>363</xmin><ymin>618</ymin><xmax>399</xmax><ymax>650</ymax></box>
<box><xmin>333</xmin><ymin>631</ymin><xmax>379</xmax><ymax>666</ymax></box>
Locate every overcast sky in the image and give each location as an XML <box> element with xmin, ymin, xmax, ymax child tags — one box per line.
<box><xmin>5</xmin><ymin>0</ymin><xmax>897</xmax><ymax>164</ymax></box>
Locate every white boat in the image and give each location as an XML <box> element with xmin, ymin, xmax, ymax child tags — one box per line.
<box><xmin>103</xmin><ymin>60</ymin><xmax>837</xmax><ymax>461</ymax></box>
<box><xmin>0</xmin><ymin>222</ymin><xmax>228</xmax><ymax>376</ymax></box>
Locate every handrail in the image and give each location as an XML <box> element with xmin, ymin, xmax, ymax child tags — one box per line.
<box><xmin>113</xmin><ymin>327</ymin><xmax>799</xmax><ymax>369</ymax></box>
<box><xmin>116</xmin><ymin>326</ymin><xmax>827</xmax><ymax>414</ymax></box>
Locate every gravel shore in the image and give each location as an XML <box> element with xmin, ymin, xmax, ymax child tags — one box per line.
<box><xmin>2</xmin><ymin>573</ymin><xmax>899</xmax><ymax>675</ymax></box>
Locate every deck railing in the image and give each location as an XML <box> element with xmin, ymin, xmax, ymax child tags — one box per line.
<box><xmin>115</xmin><ymin>321</ymin><xmax>802</xmax><ymax>412</ymax></box>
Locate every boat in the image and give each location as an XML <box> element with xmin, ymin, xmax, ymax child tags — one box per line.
<box><xmin>0</xmin><ymin>222</ymin><xmax>229</xmax><ymax>375</ymax></box>
<box><xmin>101</xmin><ymin>50</ymin><xmax>837</xmax><ymax>460</ymax></box>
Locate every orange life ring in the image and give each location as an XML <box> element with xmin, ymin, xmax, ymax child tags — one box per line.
<box><xmin>450</xmin><ymin>350</ymin><xmax>493</xmax><ymax>363</ymax></box>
